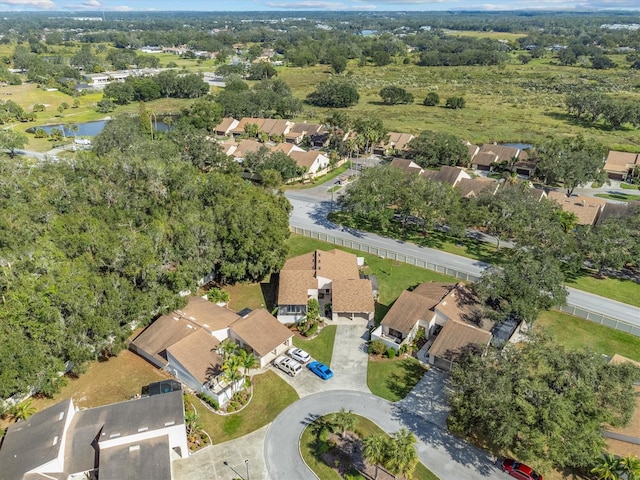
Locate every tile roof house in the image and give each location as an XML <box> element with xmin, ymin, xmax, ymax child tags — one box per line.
<box><xmin>0</xmin><ymin>391</ymin><xmax>187</xmax><ymax>480</ymax></box>
<box><xmin>130</xmin><ymin>297</ymin><xmax>293</xmax><ymax>406</ymax></box>
<box><xmin>371</xmin><ymin>282</ymin><xmax>454</xmax><ymax>349</ymax></box>
<box><xmin>277</xmin><ymin>249</ymin><xmax>375</xmax><ymax>324</ymax></box>
<box><xmin>289</xmin><ymin>150</ymin><xmax>330</xmax><ymax>177</ymax></box>
<box><xmin>214</xmin><ymin>117</ymin><xmax>239</xmax><ymax>137</ymax></box>
<box><xmin>470</xmin><ymin>151</ymin><xmax>500</xmax><ymax>171</ymax></box>
<box><xmin>390</xmin><ymin>158</ymin><xmax>424</xmax><ymax>175</ymax></box>
<box><xmin>456</xmin><ymin>177</ymin><xmax>500</xmax><ymax>198</ymax></box>
<box><xmin>285</xmin><ymin>122</ymin><xmax>325</xmax><ymax>144</ymax></box>
<box><xmin>604</xmin><ymin>150</ymin><xmax>640</xmax><ymax>181</ymax></box>
<box><xmin>372</xmin><ymin>282</ymin><xmax>518</xmax><ymax>370</ymax></box>
<box><xmin>232</xmin><ymin>139</ymin><xmax>264</xmax><ymax>160</ymax></box>
<box><xmin>230</xmin><ymin>117</ymin><xmax>266</xmax><ymax>137</ymax></box>
<box><xmin>479</xmin><ymin>143</ymin><xmax>521</xmax><ymax>163</ymax></box>
<box><xmin>421</xmin><ymin>165</ymin><xmax>471</xmax><ymax>187</ymax></box>
<box><xmin>547</xmin><ymin>191</ymin><xmax>608</xmax><ymax>226</ymax></box>
<box><xmin>372</xmin><ymin>132</ymin><xmax>415</xmax><ymax>156</ymax></box>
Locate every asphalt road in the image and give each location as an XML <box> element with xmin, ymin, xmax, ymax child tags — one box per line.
<box><xmin>264</xmin><ymin>390</ymin><xmax>504</xmax><ymax>480</ymax></box>
<box><xmin>285</xmin><ymin>190</ymin><xmax>640</xmax><ymax>330</ymax></box>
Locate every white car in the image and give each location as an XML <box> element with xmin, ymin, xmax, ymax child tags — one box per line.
<box><xmin>287</xmin><ymin>347</ymin><xmax>311</xmax><ymax>364</ymax></box>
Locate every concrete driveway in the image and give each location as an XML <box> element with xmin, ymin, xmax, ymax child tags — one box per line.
<box><xmin>397</xmin><ymin>367</ymin><xmax>450</xmax><ymax>429</ymax></box>
<box><xmin>269</xmin><ymin>324</ymin><xmax>370</xmax><ymax>397</ymax></box>
<box><xmin>172</xmin><ymin>424</ymin><xmax>269</xmax><ymax>480</ymax></box>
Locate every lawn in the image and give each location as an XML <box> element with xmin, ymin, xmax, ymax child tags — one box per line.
<box><xmin>27</xmin><ymin>350</ymin><xmax>170</xmax><ymax>413</ymax></box>
<box><xmin>293</xmin><ymin>325</ymin><xmax>337</xmax><ymax>366</ymax></box>
<box><xmin>222</xmin><ymin>280</ymin><xmax>270</xmax><ymax>311</ymax></box>
<box><xmin>620</xmin><ymin>182</ymin><xmax>639</xmax><ymax>190</ymax></box>
<box><xmin>536</xmin><ymin>310</ymin><xmax>640</xmax><ymax>362</ymax></box>
<box><xmin>594</xmin><ymin>192</ymin><xmax>640</xmax><ymax>201</ymax></box>
<box><xmin>300</xmin><ymin>414</ymin><xmax>440</xmax><ymax>480</ymax></box>
<box><xmin>367</xmin><ymin>357</ymin><xmax>428</xmax><ymax>402</ymax></box>
<box><xmin>565</xmin><ymin>273</ymin><xmax>640</xmax><ymax>308</ymax></box>
<box><xmin>188</xmin><ymin>370</ymin><xmax>298</xmax><ymax>444</ymax></box>
<box><xmin>286</xmin><ymin>164</ymin><xmax>350</xmax><ymax>190</ymax></box>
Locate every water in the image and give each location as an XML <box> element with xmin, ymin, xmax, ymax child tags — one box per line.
<box><xmin>361</xmin><ymin>30</ymin><xmax>377</xmax><ymax>36</ymax></box>
<box><xmin>30</xmin><ymin>119</ymin><xmax>170</xmax><ymax>137</ymax></box>
<box><xmin>504</xmin><ymin>143</ymin><xmax>533</xmax><ymax>150</ymax></box>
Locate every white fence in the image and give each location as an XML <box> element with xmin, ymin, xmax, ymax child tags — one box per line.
<box><xmin>291</xmin><ymin>226</ymin><xmax>640</xmax><ymax>337</ymax></box>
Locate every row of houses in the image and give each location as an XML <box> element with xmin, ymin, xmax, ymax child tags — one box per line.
<box><xmin>391</xmin><ymin>160</ymin><xmax>639</xmax><ymax>226</ymax></box>
<box><xmin>214</xmin><ymin>116</ymin><xmax>327</xmax><ymax>145</ymax></box>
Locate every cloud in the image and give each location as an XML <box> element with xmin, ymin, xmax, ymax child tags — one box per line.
<box><xmin>83</xmin><ymin>0</ymin><xmax>100</xmax><ymax>5</ymax></box>
<box><xmin>0</xmin><ymin>0</ymin><xmax>56</xmax><ymax>7</ymax></box>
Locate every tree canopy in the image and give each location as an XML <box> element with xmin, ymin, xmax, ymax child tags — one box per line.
<box><xmin>306</xmin><ymin>78</ymin><xmax>360</xmax><ymax>108</ymax></box>
<box><xmin>406</xmin><ymin>131</ymin><xmax>470</xmax><ymax>168</ymax></box>
<box><xmin>535</xmin><ymin>135</ymin><xmax>608</xmax><ymax>196</ymax></box>
<box><xmin>448</xmin><ymin>331</ymin><xmax>640</xmax><ymax>472</ymax></box>
<box><xmin>0</xmin><ymin>126</ymin><xmax>290</xmax><ymax>399</ymax></box>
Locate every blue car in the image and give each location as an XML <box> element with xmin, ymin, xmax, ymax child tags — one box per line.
<box><xmin>308</xmin><ymin>361</ymin><xmax>333</xmax><ymax>380</ymax></box>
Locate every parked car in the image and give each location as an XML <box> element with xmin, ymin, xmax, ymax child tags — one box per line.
<box><xmin>500</xmin><ymin>459</ymin><xmax>543</xmax><ymax>480</ymax></box>
<box><xmin>274</xmin><ymin>356</ymin><xmax>302</xmax><ymax>377</ymax></box>
<box><xmin>287</xmin><ymin>347</ymin><xmax>311</xmax><ymax>364</ymax></box>
<box><xmin>308</xmin><ymin>361</ymin><xmax>333</xmax><ymax>380</ymax></box>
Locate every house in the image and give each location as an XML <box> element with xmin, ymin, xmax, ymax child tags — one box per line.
<box><xmin>289</xmin><ymin>150</ymin><xmax>330</xmax><ymax>177</ymax></box>
<box><xmin>0</xmin><ymin>391</ymin><xmax>188</xmax><ymax>480</ymax></box>
<box><xmin>371</xmin><ymin>282</ymin><xmax>454</xmax><ymax>348</ymax></box>
<box><xmin>130</xmin><ymin>297</ymin><xmax>293</xmax><ymax>406</ymax></box>
<box><xmin>214</xmin><ymin>117</ymin><xmax>239</xmax><ymax>137</ymax></box>
<box><xmin>471</xmin><ymin>151</ymin><xmax>500</xmax><ymax>171</ymax></box>
<box><xmin>512</xmin><ymin>150</ymin><xmax>538</xmax><ymax>177</ymax></box>
<box><xmin>260</xmin><ymin>118</ymin><xmax>292</xmax><ymax>139</ymax></box>
<box><xmin>596</xmin><ymin>200</ymin><xmax>640</xmax><ymax>225</ymax></box>
<box><xmin>479</xmin><ymin>143</ymin><xmax>520</xmax><ymax>164</ymax></box>
<box><xmin>284</xmin><ymin>122</ymin><xmax>325</xmax><ymax>144</ymax></box>
<box><xmin>271</xmin><ymin>142</ymin><xmax>305</xmax><ymax>156</ymax></box>
<box><xmin>604</xmin><ymin>150</ymin><xmax>640</xmax><ymax>181</ymax></box>
<box><xmin>277</xmin><ymin>249</ymin><xmax>375</xmax><ymax>324</ymax></box>
<box><xmin>372</xmin><ymin>132</ymin><xmax>415</xmax><ymax>156</ymax></box>
<box><xmin>464</xmin><ymin>141</ymin><xmax>480</xmax><ymax>160</ymax></box>
<box><xmin>547</xmin><ymin>191</ymin><xmax>608</xmax><ymax>226</ymax></box>
<box><xmin>230</xmin><ymin>117</ymin><xmax>266</xmax><ymax>137</ymax></box>
<box><xmin>371</xmin><ymin>282</ymin><xmax>518</xmax><ymax>371</ymax></box>
<box><xmin>529</xmin><ymin>187</ymin><xmax>548</xmax><ymax>202</ymax></box>
<box><xmin>232</xmin><ymin>139</ymin><xmax>264</xmax><ymax>160</ymax></box>
<box><xmin>390</xmin><ymin>158</ymin><xmax>424</xmax><ymax>175</ymax></box>
<box><xmin>421</xmin><ymin>165</ymin><xmax>471</xmax><ymax>188</ymax></box>
<box><xmin>456</xmin><ymin>177</ymin><xmax>500</xmax><ymax>198</ymax></box>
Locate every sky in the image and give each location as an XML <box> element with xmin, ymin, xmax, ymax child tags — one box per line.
<box><xmin>2</xmin><ymin>0</ymin><xmax>640</xmax><ymax>12</ymax></box>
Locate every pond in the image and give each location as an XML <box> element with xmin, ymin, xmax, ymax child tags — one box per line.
<box><xmin>28</xmin><ymin>119</ymin><xmax>171</xmax><ymax>137</ymax></box>
<box><xmin>504</xmin><ymin>142</ymin><xmax>533</xmax><ymax>150</ymax></box>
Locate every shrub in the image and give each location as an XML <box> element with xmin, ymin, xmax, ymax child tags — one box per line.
<box><xmin>386</xmin><ymin>347</ymin><xmax>397</xmax><ymax>359</ymax></box>
<box><xmin>368</xmin><ymin>340</ymin><xmax>386</xmax><ymax>355</ymax></box>
<box><xmin>399</xmin><ymin>344</ymin><xmax>409</xmax><ymax>355</ymax></box>
<box><xmin>319</xmin><ymin>426</ymin><xmax>330</xmax><ymax>442</ymax></box>
<box><xmin>304</xmin><ymin>321</ymin><xmax>318</xmax><ymax>337</ymax></box>
<box><xmin>423</xmin><ymin>92</ymin><xmax>439</xmax><ymax>106</ymax></box>
<box><xmin>445</xmin><ymin>96</ymin><xmax>466</xmax><ymax>109</ymax></box>
<box><xmin>197</xmin><ymin>393</ymin><xmax>219</xmax><ymax>410</ymax></box>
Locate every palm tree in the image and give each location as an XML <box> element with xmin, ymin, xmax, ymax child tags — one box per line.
<box><xmin>331</xmin><ymin>408</ymin><xmax>356</xmax><ymax>439</ymax></box>
<box><xmin>217</xmin><ymin>339</ymin><xmax>239</xmax><ymax>362</ymax></box>
<box><xmin>385</xmin><ymin>428</ymin><xmax>418</xmax><ymax>479</ymax></box>
<box><xmin>591</xmin><ymin>454</ymin><xmax>621</xmax><ymax>480</ymax></box>
<box><xmin>184</xmin><ymin>409</ymin><xmax>201</xmax><ymax>442</ymax></box>
<box><xmin>619</xmin><ymin>455</ymin><xmax>640</xmax><ymax>480</ymax></box>
<box><xmin>361</xmin><ymin>434</ymin><xmax>387</xmax><ymax>480</ymax></box>
<box><xmin>237</xmin><ymin>349</ymin><xmax>258</xmax><ymax>378</ymax></box>
<box><xmin>11</xmin><ymin>399</ymin><xmax>37</xmax><ymax>422</ymax></box>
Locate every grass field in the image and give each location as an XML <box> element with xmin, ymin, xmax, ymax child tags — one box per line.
<box><xmin>300</xmin><ymin>414</ymin><xmax>440</xmax><ymax>480</ymax></box>
<box><xmin>293</xmin><ymin>325</ymin><xmax>337</xmax><ymax>366</ymax></box>
<box><xmin>367</xmin><ymin>356</ymin><xmax>428</xmax><ymax>402</ymax></box>
<box><xmin>594</xmin><ymin>192</ymin><xmax>640</xmax><ymax>201</ymax></box>
<box><xmin>620</xmin><ymin>182</ymin><xmax>639</xmax><ymax>190</ymax></box>
<box><xmin>279</xmin><ymin>57</ymin><xmax>640</xmax><ymax>149</ymax></box>
<box><xmin>537</xmin><ymin>310</ymin><xmax>640</xmax><ymax>362</ymax></box>
<box><xmin>189</xmin><ymin>370</ymin><xmax>298</xmax><ymax>444</ymax></box>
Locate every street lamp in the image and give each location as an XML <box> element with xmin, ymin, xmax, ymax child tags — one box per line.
<box><xmin>222</xmin><ymin>460</ymin><xmax>245</xmax><ymax>480</ymax></box>
<box><xmin>245</xmin><ymin>459</ymin><xmax>250</xmax><ymax>480</ymax></box>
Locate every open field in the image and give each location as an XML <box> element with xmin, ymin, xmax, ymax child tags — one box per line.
<box><xmin>279</xmin><ymin>57</ymin><xmax>640</xmax><ymax>149</ymax></box>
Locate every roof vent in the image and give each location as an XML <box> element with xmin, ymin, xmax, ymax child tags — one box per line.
<box><xmin>58</xmin><ymin>412</ymin><xmax>65</xmax><ymax>421</ymax></box>
<box><xmin>129</xmin><ymin>445</ymin><xmax>140</xmax><ymax>452</ymax></box>
<box><xmin>164</xmin><ymin>421</ymin><xmax>175</xmax><ymax>426</ymax></box>
<box><xmin>52</xmin><ymin>436</ymin><xmax>59</xmax><ymax>446</ymax></box>
<box><xmin>109</xmin><ymin>433</ymin><xmax>121</xmax><ymax>438</ymax></box>
<box><xmin>137</xmin><ymin>426</ymin><xmax>148</xmax><ymax>432</ymax></box>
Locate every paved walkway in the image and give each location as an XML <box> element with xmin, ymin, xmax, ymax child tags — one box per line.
<box><xmin>172</xmin><ymin>424</ymin><xmax>269</xmax><ymax>480</ymax></box>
